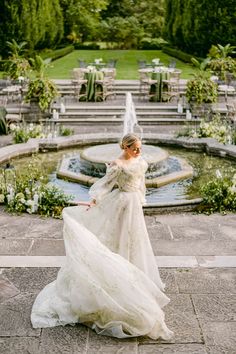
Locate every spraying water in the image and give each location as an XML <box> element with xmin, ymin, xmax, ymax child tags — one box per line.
<box><xmin>123</xmin><ymin>92</ymin><xmax>143</xmax><ymax>137</ymax></box>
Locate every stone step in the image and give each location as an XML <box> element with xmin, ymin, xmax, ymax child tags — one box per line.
<box><xmin>46</xmin><ymin>117</ymin><xmax>188</xmax><ymax>125</ymax></box>
<box><xmin>56</xmin><ymin>111</ymin><xmax>185</xmax><ymax>118</ymax></box>
<box><xmin>52</xmin><ymin>104</ymin><xmax>180</xmax><ymax>113</ymax></box>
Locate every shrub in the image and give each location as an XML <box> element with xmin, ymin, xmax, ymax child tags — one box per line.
<box><xmin>0</xmin><ymin>157</ymin><xmax>72</xmax><ymax>218</ymax></box>
<box><xmin>176</xmin><ymin>113</ymin><xmax>233</xmax><ymax>144</ymax></box>
<box><xmin>73</xmin><ymin>43</ymin><xmax>100</xmax><ymax>50</ymax></box>
<box><xmin>40</xmin><ymin>45</ymin><xmax>74</xmax><ymax>61</ymax></box>
<box><xmin>0</xmin><ymin>107</ymin><xmax>7</xmax><ymax>135</ymax></box>
<box><xmin>59</xmin><ymin>126</ymin><xmax>74</xmax><ymax>136</ymax></box>
<box><xmin>162</xmin><ymin>46</ymin><xmax>198</xmax><ymax>63</ymax></box>
<box><xmin>9</xmin><ymin>122</ymin><xmax>44</xmax><ymax>143</ymax></box>
<box><xmin>138</xmin><ymin>38</ymin><xmax>167</xmax><ymax>50</ymax></box>
<box><xmin>200</xmin><ymin>174</ymin><xmax>236</xmax><ymax>213</ymax></box>
<box><xmin>186</xmin><ymin>76</ymin><xmax>218</xmax><ymax>104</ymax></box>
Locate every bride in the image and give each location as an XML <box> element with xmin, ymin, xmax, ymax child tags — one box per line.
<box><xmin>31</xmin><ymin>133</ymin><xmax>173</xmax><ymax>340</ymax></box>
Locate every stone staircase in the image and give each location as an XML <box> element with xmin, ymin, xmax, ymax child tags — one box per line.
<box><xmin>50</xmin><ymin>102</ymin><xmax>187</xmax><ymax>125</ymax></box>
<box><xmin>5</xmin><ymin>79</ymin><xmax>228</xmax><ymax>126</ymax></box>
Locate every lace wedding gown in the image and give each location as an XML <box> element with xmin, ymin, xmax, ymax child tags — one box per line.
<box><xmin>31</xmin><ymin>157</ymin><xmax>173</xmax><ymax>340</ymax></box>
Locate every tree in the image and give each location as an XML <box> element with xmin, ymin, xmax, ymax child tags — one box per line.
<box><xmin>0</xmin><ymin>0</ymin><xmax>64</xmax><ymax>55</ymax></box>
<box><xmin>164</xmin><ymin>0</ymin><xmax>236</xmax><ymax>57</ymax></box>
<box><xmin>59</xmin><ymin>0</ymin><xmax>108</xmax><ymax>41</ymax></box>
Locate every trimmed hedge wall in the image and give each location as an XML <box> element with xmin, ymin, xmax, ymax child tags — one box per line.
<box><xmin>40</xmin><ymin>45</ymin><xmax>74</xmax><ymax>61</ymax></box>
<box><xmin>73</xmin><ymin>43</ymin><xmax>100</xmax><ymax>50</ymax></box>
<box><xmin>162</xmin><ymin>46</ymin><xmax>196</xmax><ymax>63</ymax></box>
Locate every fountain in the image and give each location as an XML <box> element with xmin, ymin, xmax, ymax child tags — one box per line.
<box><xmin>56</xmin><ymin>93</ymin><xmax>194</xmax><ymax>188</ymax></box>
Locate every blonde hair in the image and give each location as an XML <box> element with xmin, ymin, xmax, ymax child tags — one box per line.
<box><xmin>120</xmin><ymin>133</ymin><xmax>141</xmax><ymax>150</ymax></box>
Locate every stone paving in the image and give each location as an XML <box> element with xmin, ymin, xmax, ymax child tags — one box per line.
<box><xmin>0</xmin><ymin>209</ymin><xmax>235</xmax><ymax>354</ymax></box>
<box><xmin>0</xmin><ymin>124</ymin><xmax>236</xmax><ymax>353</ymax></box>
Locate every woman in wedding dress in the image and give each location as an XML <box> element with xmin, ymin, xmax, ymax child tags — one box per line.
<box><xmin>31</xmin><ymin>133</ymin><xmax>173</xmax><ymax>340</ymax></box>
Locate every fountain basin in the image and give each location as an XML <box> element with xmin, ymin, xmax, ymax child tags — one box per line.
<box><xmin>79</xmin><ymin>143</ymin><xmax>169</xmax><ymax>178</ymax></box>
<box><xmin>57</xmin><ymin>154</ymin><xmax>193</xmax><ymax>188</ymax></box>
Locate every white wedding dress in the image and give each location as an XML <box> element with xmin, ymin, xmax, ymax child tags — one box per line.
<box><xmin>31</xmin><ymin>157</ymin><xmax>173</xmax><ymax>340</ymax></box>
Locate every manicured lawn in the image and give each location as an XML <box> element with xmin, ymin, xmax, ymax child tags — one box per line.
<box><xmin>45</xmin><ymin>50</ymin><xmax>197</xmax><ymax>80</ymax></box>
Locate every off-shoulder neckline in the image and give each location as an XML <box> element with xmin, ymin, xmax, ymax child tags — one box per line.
<box><xmin>110</xmin><ymin>156</ymin><xmax>143</xmax><ymax>168</ymax></box>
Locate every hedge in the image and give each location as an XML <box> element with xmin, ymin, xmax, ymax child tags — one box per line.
<box><xmin>73</xmin><ymin>43</ymin><xmax>100</xmax><ymax>50</ymax></box>
<box><xmin>40</xmin><ymin>45</ymin><xmax>74</xmax><ymax>61</ymax></box>
<box><xmin>162</xmin><ymin>46</ymin><xmax>199</xmax><ymax>63</ymax></box>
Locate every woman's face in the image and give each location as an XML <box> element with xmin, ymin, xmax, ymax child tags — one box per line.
<box><xmin>126</xmin><ymin>140</ymin><xmax>142</xmax><ymax>158</ymax></box>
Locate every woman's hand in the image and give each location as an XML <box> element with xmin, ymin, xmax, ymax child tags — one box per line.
<box><xmin>77</xmin><ymin>200</ymin><xmax>96</xmax><ymax>210</ymax></box>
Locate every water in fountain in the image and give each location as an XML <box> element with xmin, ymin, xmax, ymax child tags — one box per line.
<box><xmin>123</xmin><ymin>92</ymin><xmax>143</xmax><ymax>137</ymax></box>
<box><xmin>56</xmin><ymin>93</ymin><xmax>193</xmax><ymax>192</ymax></box>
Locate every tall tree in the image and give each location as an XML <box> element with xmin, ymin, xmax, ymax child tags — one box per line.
<box><xmin>0</xmin><ymin>0</ymin><xmax>64</xmax><ymax>55</ymax></box>
<box><xmin>59</xmin><ymin>0</ymin><xmax>108</xmax><ymax>41</ymax></box>
<box><xmin>164</xmin><ymin>0</ymin><xmax>236</xmax><ymax>57</ymax></box>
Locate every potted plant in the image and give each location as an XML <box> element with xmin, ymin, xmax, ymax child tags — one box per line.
<box><xmin>4</xmin><ymin>40</ymin><xmax>31</xmax><ymax>80</ymax></box>
<box><xmin>207</xmin><ymin>44</ymin><xmax>236</xmax><ymax>81</ymax></box>
<box><xmin>25</xmin><ymin>56</ymin><xmax>58</xmax><ymax>112</ymax></box>
<box><xmin>186</xmin><ymin>58</ymin><xmax>218</xmax><ymax>117</ymax></box>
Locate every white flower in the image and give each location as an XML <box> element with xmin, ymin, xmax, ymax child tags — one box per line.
<box><xmin>229</xmin><ymin>186</ymin><xmax>236</xmax><ymax>194</ymax></box>
<box><xmin>9</xmin><ymin>123</ymin><xmax>16</xmax><ymax>131</ymax></box>
<box><xmin>215</xmin><ymin>170</ymin><xmax>222</xmax><ymax>178</ymax></box>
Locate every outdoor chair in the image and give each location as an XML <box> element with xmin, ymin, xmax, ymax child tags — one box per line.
<box><xmin>226</xmin><ymin>103</ymin><xmax>236</xmax><ymax>127</ymax></box>
<box><xmin>218</xmin><ymin>84</ymin><xmax>235</xmax><ymax>102</ymax></box>
<box><xmin>77</xmin><ymin>59</ymin><xmax>87</xmax><ymax>68</ymax></box>
<box><xmin>137</xmin><ymin>60</ymin><xmax>147</xmax><ymax>69</ymax></box>
<box><xmin>168</xmin><ymin>59</ymin><xmax>176</xmax><ymax>68</ymax></box>
<box><xmin>94</xmin><ymin>69</ymin><xmax>116</xmax><ymax>101</ymax></box>
<box><xmin>107</xmin><ymin>59</ymin><xmax>118</xmax><ymax>68</ymax></box>
<box><xmin>72</xmin><ymin>68</ymin><xmax>88</xmax><ymax>101</ymax></box>
<box><xmin>138</xmin><ymin>70</ymin><xmax>158</xmax><ymax>101</ymax></box>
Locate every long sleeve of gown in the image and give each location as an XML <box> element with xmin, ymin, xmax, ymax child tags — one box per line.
<box><xmin>89</xmin><ymin>164</ymin><xmax>120</xmax><ymax>203</ymax></box>
<box><xmin>139</xmin><ymin>174</ymin><xmax>147</xmax><ymax>205</ymax></box>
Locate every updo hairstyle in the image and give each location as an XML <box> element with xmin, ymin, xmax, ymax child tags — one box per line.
<box><xmin>120</xmin><ymin>133</ymin><xmax>141</xmax><ymax>150</ymax></box>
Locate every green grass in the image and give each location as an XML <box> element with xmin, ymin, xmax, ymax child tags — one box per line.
<box><xmin>45</xmin><ymin>50</ymin><xmax>198</xmax><ymax>80</ymax></box>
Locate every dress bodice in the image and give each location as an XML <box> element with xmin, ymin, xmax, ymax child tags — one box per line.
<box><xmin>89</xmin><ymin>157</ymin><xmax>148</xmax><ymax>204</ymax></box>
<box><xmin>116</xmin><ymin>157</ymin><xmax>147</xmax><ymax>192</ymax></box>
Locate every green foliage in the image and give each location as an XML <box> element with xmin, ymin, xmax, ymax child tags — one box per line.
<box><xmin>177</xmin><ymin>113</ymin><xmax>233</xmax><ymax>145</ymax></box>
<box><xmin>4</xmin><ymin>40</ymin><xmax>31</xmax><ymax>79</ymax></box>
<box><xmin>73</xmin><ymin>43</ymin><xmax>100</xmax><ymax>50</ymax></box>
<box><xmin>45</xmin><ymin>49</ymin><xmax>198</xmax><ymax>80</ymax></box>
<box><xmin>0</xmin><ymin>107</ymin><xmax>7</xmax><ymax>135</ymax></box>
<box><xmin>25</xmin><ymin>77</ymin><xmax>58</xmax><ymax>111</ymax></box>
<box><xmin>164</xmin><ymin>0</ymin><xmax>236</xmax><ymax>57</ymax></box>
<box><xmin>186</xmin><ymin>77</ymin><xmax>218</xmax><ymax>104</ymax></box>
<box><xmin>38</xmin><ymin>184</ymin><xmax>71</xmax><ymax>218</ymax></box>
<box><xmin>0</xmin><ymin>156</ymin><xmax>72</xmax><ymax>218</ymax></box>
<box><xmin>5</xmin><ymin>56</ymin><xmax>31</xmax><ymax>79</ymax></box>
<box><xmin>162</xmin><ymin>46</ymin><xmax>197</xmax><ymax>63</ymax></box>
<box><xmin>208</xmin><ymin>57</ymin><xmax>236</xmax><ymax>81</ymax></box>
<box><xmin>208</xmin><ymin>43</ymin><xmax>236</xmax><ymax>59</ymax></box>
<box><xmin>191</xmin><ymin>58</ymin><xmax>210</xmax><ymax>72</ymax></box>
<box><xmin>59</xmin><ymin>126</ymin><xmax>74</xmax><ymax>136</ymax></box>
<box><xmin>100</xmin><ymin>16</ymin><xmax>144</xmax><ymax>49</ymax></box>
<box><xmin>6</xmin><ymin>39</ymin><xmax>28</xmax><ymax>57</ymax></box>
<box><xmin>138</xmin><ymin>38</ymin><xmax>167</xmax><ymax>50</ymax></box>
<box><xmin>60</xmin><ymin>0</ymin><xmax>108</xmax><ymax>41</ymax></box>
<box><xmin>200</xmin><ymin>174</ymin><xmax>236</xmax><ymax>213</ymax></box>
<box><xmin>40</xmin><ymin>46</ymin><xmax>74</xmax><ymax>61</ymax></box>
<box><xmin>9</xmin><ymin>122</ymin><xmax>44</xmax><ymax>143</ymax></box>
<box><xmin>197</xmin><ymin>114</ymin><xmax>231</xmax><ymax>144</ymax></box>
<box><xmin>0</xmin><ymin>0</ymin><xmax>64</xmax><ymax>54</ymax></box>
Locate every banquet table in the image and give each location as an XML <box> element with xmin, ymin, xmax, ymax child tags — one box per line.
<box><xmin>147</xmin><ymin>68</ymin><xmax>174</xmax><ymax>102</ymax></box>
<box><xmin>83</xmin><ymin>71</ymin><xmax>104</xmax><ymax>101</ymax></box>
